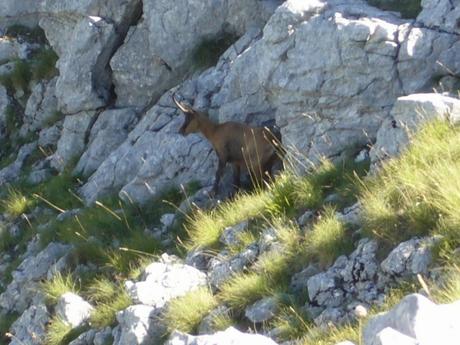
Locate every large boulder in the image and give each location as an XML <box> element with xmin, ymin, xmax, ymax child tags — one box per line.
<box><xmin>74</xmin><ymin>108</ymin><xmax>138</xmax><ymax>177</ymax></box>
<box><xmin>110</xmin><ymin>0</ymin><xmax>279</xmax><ymax>109</ymax></box>
<box><xmin>370</xmin><ymin>93</ymin><xmax>460</xmax><ymax>163</ymax></box>
<box><xmin>364</xmin><ymin>294</ymin><xmax>460</xmax><ymax>345</ymax></box>
<box><xmin>165</xmin><ymin>327</ymin><xmax>279</xmax><ymax>345</ymax></box>
<box><xmin>51</xmin><ymin>111</ymin><xmax>96</xmax><ymax>171</ymax></box>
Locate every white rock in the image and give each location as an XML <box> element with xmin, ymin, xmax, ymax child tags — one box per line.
<box><xmin>56</xmin><ymin>292</ymin><xmax>93</xmax><ymax>327</ymax></box>
<box><xmin>371</xmin><ymin>94</ymin><xmax>460</xmax><ymax>163</ymax></box>
<box><xmin>113</xmin><ymin>304</ymin><xmax>164</xmax><ymax>345</ymax></box>
<box><xmin>375</xmin><ymin>327</ymin><xmax>418</xmax><ymax>345</ymax></box>
<box><xmin>126</xmin><ymin>261</ymin><xmax>207</xmax><ymax>307</ymax></box>
<box><xmin>364</xmin><ymin>293</ymin><xmax>460</xmax><ymax>345</ymax></box>
<box><xmin>164</xmin><ymin>327</ymin><xmax>279</xmax><ymax>345</ymax></box>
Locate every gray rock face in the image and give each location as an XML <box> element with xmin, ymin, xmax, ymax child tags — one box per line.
<box><xmin>80</xmin><ymin>28</ymin><xmax>262</xmax><ymax>204</ymax></box>
<box><xmin>0</xmin><ymin>84</ymin><xmax>10</xmax><ymax>140</ymax></box>
<box><xmin>417</xmin><ymin>0</ymin><xmax>460</xmax><ymax>34</ymax></box>
<box><xmin>380</xmin><ymin>237</ymin><xmax>436</xmax><ymax>277</ymax></box>
<box><xmin>51</xmin><ymin>16</ymin><xmax>115</xmax><ymax>114</ymax></box>
<box><xmin>51</xmin><ymin>111</ymin><xmax>96</xmax><ymax>171</ymax></box>
<box><xmin>305</xmin><ymin>239</ymin><xmax>380</xmax><ymax>326</ymax></box>
<box><xmin>0</xmin><ymin>142</ymin><xmax>37</xmax><ymax>185</ymax></box>
<box><xmin>0</xmin><ymin>242</ymin><xmax>71</xmax><ymax>313</ymax></box>
<box><xmin>370</xmin><ymin>94</ymin><xmax>460</xmax><ymax>163</ymax></box>
<box><xmin>38</xmin><ymin>121</ymin><xmax>62</xmax><ymax>148</ymax></box>
<box><xmin>9</xmin><ymin>304</ymin><xmax>49</xmax><ymax>345</ymax></box>
<box><xmin>165</xmin><ymin>327</ymin><xmax>279</xmax><ymax>345</ymax></box>
<box><xmin>111</xmin><ymin>0</ymin><xmax>277</xmax><ymax>109</ymax></box>
<box><xmin>364</xmin><ymin>294</ymin><xmax>460</xmax><ymax>345</ymax></box>
<box><xmin>113</xmin><ymin>304</ymin><xmax>164</xmax><ymax>345</ymax></box>
<box><xmin>208</xmin><ymin>244</ymin><xmax>259</xmax><ymax>289</ymax></box>
<box><xmin>20</xmin><ymin>77</ymin><xmax>59</xmax><ymax>136</ymax></box>
<box><xmin>220</xmin><ymin>221</ymin><xmax>249</xmax><ymax>246</ymax></box>
<box><xmin>55</xmin><ymin>292</ymin><xmax>93</xmax><ymax>328</ymax></box>
<box><xmin>245</xmin><ymin>297</ymin><xmax>279</xmax><ymax>323</ymax></box>
<box><xmin>125</xmin><ymin>260</ymin><xmax>207</xmax><ymax>307</ymax></box>
<box><xmin>79</xmin><ymin>90</ymin><xmax>219</xmax><ymax>204</ymax></box>
<box><xmin>74</xmin><ymin>108</ymin><xmax>138</xmax><ymax>177</ymax></box>
<box><xmin>198</xmin><ymin>306</ymin><xmax>232</xmax><ymax>335</ymax></box>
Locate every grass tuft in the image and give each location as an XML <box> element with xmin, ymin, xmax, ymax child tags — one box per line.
<box><xmin>40</xmin><ymin>272</ymin><xmax>79</xmax><ymax>305</ymax></box>
<box><xmin>1</xmin><ymin>187</ymin><xmax>33</xmax><ymax>218</ymax></box>
<box><xmin>87</xmin><ymin>278</ymin><xmax>131</xmax><ymax>328</ymax></box>
<box><xmin>164</xmin><ymin>287</ymin><xmax>218</xmax><ymax>334</ymax></box>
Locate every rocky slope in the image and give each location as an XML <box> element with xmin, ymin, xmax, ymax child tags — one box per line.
<box><xmin>0</xmin><ymin>0</ymin><xmax>459</xmax><ymax>345</ymax></box>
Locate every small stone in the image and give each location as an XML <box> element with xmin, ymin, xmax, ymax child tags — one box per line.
<box><xmin>245</xmin><ymin>297</ymin><xmax>278</xmax><ymax>323</ymax></box>
<box><xmin>56</xmin><ymin>292</ymin><xmax>93</xmax><ymax>327</ymax></box>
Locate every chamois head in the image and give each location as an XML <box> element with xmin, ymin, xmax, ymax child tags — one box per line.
<box><xmin>173</xmin><ymin>94</ymin><xmax>202</xmax><ymax>135</ymax></box>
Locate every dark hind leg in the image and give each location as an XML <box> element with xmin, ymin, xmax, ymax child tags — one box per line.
<box><xmin>212</xmin><ymin>159</ymin><xmax>225</xmax><ymax>195</ymax></box>
<box><xmin>232</xmin><ymin>164</ymin><xmax>241</xmax><ymax>190</ymax></box>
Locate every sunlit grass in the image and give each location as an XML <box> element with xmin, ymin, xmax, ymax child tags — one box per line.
<box><xmin>1</xmin><ymin>188</ymin><xmax>33</xmax><ymax>218</ymax></box>
<box><xmin>164</xmin><ymin>287</ymin><xmax>218</xmax><ymax>334</ymax></box>
<box><xmin>361</xmin><ymin>121</ymin><xmax>460</xmax><ymax>248</ymax></box>
<box><xmin>40</xmin><ymin>272</ymin><xmax>79</xmax><ymax>305</ymax></box>
<box><xmin>86</xmin><ymin>278</ymin><xmax>132</xmax><ymax>328</ymax></box>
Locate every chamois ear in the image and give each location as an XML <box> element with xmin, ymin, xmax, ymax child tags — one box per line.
<box><xmin>172</xmin><ymin>94</ymin><xmax>195</xmax><ymax>115</ymax></box>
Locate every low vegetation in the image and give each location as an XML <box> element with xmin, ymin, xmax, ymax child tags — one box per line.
<box><xmin>164</xmin><ymin>287</ymin><xmax>218</xmax><ymax>334</ymax></box>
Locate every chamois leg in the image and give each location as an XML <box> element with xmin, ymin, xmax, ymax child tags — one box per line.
<box><xmin>232</xmin><ymin>164</ymin><xmax>241</xmax><ymax>190</ymax></box>
<box><xmin>212</xmin><ymin>159</ymin><xmax>225</xmax><ymax>195</ymax></box>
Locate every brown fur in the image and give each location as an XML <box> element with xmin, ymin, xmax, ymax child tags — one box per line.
<box><xmin>173</xmin><ymin>95</ymin><xmax>281</xmax><ymax>194</ymax></box>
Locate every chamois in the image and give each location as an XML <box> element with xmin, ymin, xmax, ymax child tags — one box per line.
<box><xmin>173</xmin><ymin>94</ymin><xmax>282</xmax><ymax>195</ymax></box>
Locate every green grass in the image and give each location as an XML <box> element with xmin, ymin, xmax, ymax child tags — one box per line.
<box><xmin>5</xmin><ymin>25</ymin><xmax>47</xmax><ymax>44</ymax></box>
<box><xmin>164</xmin><ymin>287</ymin><xmax>218</xmax><ymax>334</ymax></box>
<box><xmin>30</xmin><ymin>48</ymin><xmax>59</xmax><ymax>81</ymax></box>
<box><xmin>360</xmin><ymin>121</ymin><xmax>460</xmax><ymax>248</ymax></box>
<box><xmin>306</xmin><ymin>207</ymin><xmax>353</xmax><ymax>267</ymax></box>
<box><xmin>432</xmin><ymin>264</ymin><xmax>460</xmax><ymax>304</ymax></box>
<box><xmin>86</xmin><ymin>278</ymin><xmax>132</xmax><ymax>328</ymax></box>
<box><xmin>218</xmin><ymin>272</ymin><xmax>272</xmax><ymax>310</ymax></box>
<box><xmin>45</xmin><ymin>317</ymin><xmax>87</xmax><ymax>345</ymax></box>
<box><xmin>1</xmin><ymin>187</ymin><xmax>33</xmax><ymax>218</ymax></box>
<box><xmin>0</xmin><ymin>313</ymin><xmax>19</xmax><ymax>345</ymax></box>
<box><xmin>40</xmin><ymin>272</ymin><xmax>79</xmax><ymax>305</ymax></box>
<box><xmin>192</xmin><ymin>33</ymin><xmax>239</xmax><ymax>70</ymax></box>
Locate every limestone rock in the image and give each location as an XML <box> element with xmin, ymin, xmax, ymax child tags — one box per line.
<box><xmin>0</xmin><ymin>84</ymin><xmax>10</xmax><ymax>141</ymax></box>
<box><xmin>220</xmin><ymin>221</ymin><xmax>249</xmax><ymax>246</ymax></box>
<box><xmin>417</xmin><ymin>0</ymin><xmax>460</xmax><ymax>34</ymax></box>
<box><xmin>51</xmin><ymin>111</ymin><xmax>96</xmax><ymax>171</ymax></box>
<box><xmin>363</xmin><ymin>294</ymin><xmax>460</xmax><ymax>345</ymax></box>
<box><xmin>20</xmin><ymin>77</ymin><xmax>59</xmax><ymax>136</ymax></box>
<box><xmin>125</xmin><ymin>261</ymin><xmax>207</xmax><ymax>307</ymax></box>
<box><xmin>245</xmin><ymin>297</ymin><xmax>279</xmax><ymax>323</ymax></box>
<box><xmin>374</xmin><ymin>327</ymin><xmax>418</xmax><ymax>345</ymax></box>
<box><xmin>9</xmin><ymin>304</ymin><xmax>49</xmax><ymax>345</ymax></box>
<box><xmin>380</xmin><ymin>237</ymin><xmax>436</xmax><ymax>277</ymax></box>
<box><xmin>165</xmin><ymin>327</ymin><xmax>279</xmax><ymax>345</ymax></box>
<box><xmin>0</xmin><ymin>142</ymin><xmax>37</xmax><ymax>185</ymax></box>
<box><xmin>371</xmin><ymin>94</ymin><xmax>460</xmax><ymax>163</ymax></box>
<box><xmin>74</xmin><ymin>108</ymin><xmax>138</xmax><ymax>177</ymax></box>
<box><xmin>113</xmin><ymin>305</ymin><xmax>164</xmax><ymax>345</ymax></box>
<box><xmin>55</xmin><ymin>292</ymin><xmax>93</xmax><ymax>328</ymax></box>
<box><xmin>0</xmin><ymin>242</ymin><xmax>71</xmax><ymax>313</ymax></box>
<box><xmin>38</xmin><ymin>121</ymin><xmax>62</xmax><ymax>148</ymax></box>
<box><xmin>209</xmin><ymin>244</ymin><xmax>259</xmax><ymax>289</ymax></box>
